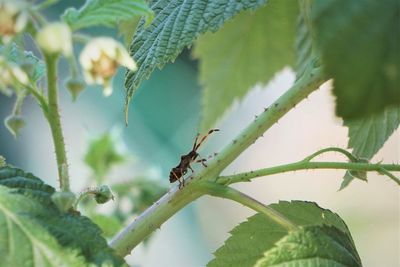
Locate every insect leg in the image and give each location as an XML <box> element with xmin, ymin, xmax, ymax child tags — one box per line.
<box><xmin>188</xmin><ymin>164</ymin><xmax>194</xmax><ymax>173</ymax></box>
<box><xmin>195</xmin><ymin>158</ymin><xmax>208</xmax><ymax>167</ymax></box>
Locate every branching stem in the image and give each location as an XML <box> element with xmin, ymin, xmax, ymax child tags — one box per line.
<box><xmin>110</xmin><ymin>60</ymin><xmax>327</xmax><ymax>256</ymax></box>
<box><xmin>26</xmin><ymin>84</ymin><xmax>49</xmax><ymax>117</ymax></box>
<box><xmin>200</xmin><ymin>182</ymin><xmax>297</xmax><ymax>231</ymax></box>
<box><xmin>217</xmin><ymin>161</ymin><xmax>400</xmax><ymax>185</ymax></box>
<box><xmin>378</xmin><ymin>168</ymin><xmax>400</xmax><ymax>185</ymax></box>
<box><xmin>303</xmin><ymin>147</ymin><xmax>358</xmax><ymax>162</ymax></box>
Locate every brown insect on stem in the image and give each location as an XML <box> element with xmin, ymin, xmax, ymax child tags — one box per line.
<box><xmin>169</xmin><ymin>129</ymin><xmax>219</xmax><ymax>188</ymax></box>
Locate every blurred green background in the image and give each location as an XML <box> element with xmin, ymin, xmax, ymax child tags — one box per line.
<box><xmin>0</xmin><ymin>1</ymin><xmax>399</xmax><ymax>267</ymax></box>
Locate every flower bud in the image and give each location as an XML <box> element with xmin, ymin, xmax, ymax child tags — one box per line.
<box><xmin>79</xmin><ymin>37</ymin><xmax>137</xmax><ymax>96</ymax></box>
<box><xmin>94</xmin><ymin>185</ymin><xmax>114</xmax><ymax>204</ymax></box>
<box><xmin>0</xmin><ymin>0</ymin><xmax>28</xmax><ymax>43</ymax></box>
<box><xmin>51</xmin><ymin>191</ymin><xmax>76</xmax><ymax>213</ymax></box>
<box><xmin>5</xmin><ymin>115</ymin><xmax>25</xmax><ymax>137</ymax></box>
<box><xmin>36</xmin><ymin>22</ymin><xmax>72</xmax><ymax>56</ymax></box>
<box><xmin>65</xmin><ymin>77</ymin><xmax>86</xmax><ymax>101</ymax></box>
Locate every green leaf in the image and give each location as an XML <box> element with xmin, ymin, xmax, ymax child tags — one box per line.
<box><xmin>0</xmin><ymin>166</ymin><xmax>56</xmax><ymax>205</ymax></box>
<box><xmin>118</xmin><ymin>17</ymin><xmax>141</xmax><ymax>47</ymax></box>
<box><xmin>62</xmin><ymin>0</ymin><xmax>153</xmax><ymax>30</ymax></box>
<box><xmin>0</xmin><ymin>166</ymin><xmax>127</xmax><ymax>266</ymax></box>
<box><xmin>207</xmin><ymin>200</ymin><xmax>357</xmax><ymax>267</ymax></box>
<box><xmin>11</xmin><ymin>49</ymin><xmax>46</xmax><ymax>83</ymax></box>
<box><xmin>340</xmin><ymin>169</ymin><xmax>368</xmax><ymax>191</ymax></box>
<box><xmin>340</xmin><ymin>158</ymin><xmax>368</xmax><ymax>191</ymax></box>
<box><xmin>340</xmin><ymin>106</ymin><xmax>400</xmax><ymax>188</ymax></box>
<box><xmin>345</xmin><ymin>106</ymin><xmax>400</xmax><ymax>159</ymax></box>
<box><xmin>84</xmin><ymin>133</ymin><xmax>126</xmax><ymax>181</ymax></box>
<box><xmin>0</xmin><ymin>186</ymin><xmax>88</xmax><ymax>267</ymax></box>
<box><xmin>312</xmin><ymin>0</ymin><xmax>400</xmax><ymax>119</ymax></box>
<box><xmin>193</xmin><ymin>0</ymin><xmax>298</xmax><ymax>130</ymax></box>
<box><xmin>2</xmin><ymin>43</ymin><xmax>46</xmax><ymax>83</ymax></box>
<box><xmin>295</xmin><ymin>0</ymin><xmax>319</xmax><ymax>78</ymax></box>
<box><xmin>125</xmin><ymin>0</ymin><xmax>267</xmax><ymax>117</ymax></box>
<box><xmin>255</xmin><ymin>225</ymin><xmax>362</xmax><ymax>267</ymax></box>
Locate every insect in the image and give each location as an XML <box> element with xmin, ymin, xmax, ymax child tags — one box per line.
<box><xmin>169</xmin><ymin>129</ymin><xmax>219</xmax><ymax>188</ymax></box>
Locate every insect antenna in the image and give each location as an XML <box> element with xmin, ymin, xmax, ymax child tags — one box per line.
<box><xmin>192</xmin><ymin>133</ymin><xmax>200</xmax><ymax>150</ymax></box>
<box><xmin>194</xmin><ymin>129</ymin><xmax>219</xmax><ymax>151</ymax></box>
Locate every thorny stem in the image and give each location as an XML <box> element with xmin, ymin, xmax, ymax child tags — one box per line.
<box><xmin>378</xmin><ymin>168</ymin><xmax>400</xmax><ymax>186</ymax></box>
<box><xmin>110</xmin><ymin>60</ymin><xmax>327</xmax><ymax>256</ymax></box>
<box><xmin>200</xmin><ymin>182</ymin><xmax>297</xmax><ymax>231</ymax></box>
<box><xmin>26</xmin><ymin>84</ymin><xmax>49</xmax><ymax>117</ymax></box>
<box><xmin>45</xmin><ymin>55</ymin><xmax>70</xmax><ymax>192</ymax></box>
<box><xmin>110</xmin><ymin>184</ymin><xmax>204</xmax><ymax>255</ymax></box>
<box><xmin>217</xmin><ymin>161</ymin><xmax>400</xmax><ymax>185</ymax></box>
<box><xmin>303</xmin><ymin>147</ymin><xmax>358</xmax><ymax>162</ymax></box>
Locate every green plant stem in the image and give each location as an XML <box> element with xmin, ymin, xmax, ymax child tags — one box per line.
<box><xmin>110</xmin><ymin>60</ymin><xmax>327</xmax><ymax>256</ymax></box>
<box><xmin>26</xmin><ymin>85</ymin><xmax>49</xmax><ymax>117</ymax></box>
<box><xmin>200</xmin><ymin>60</ymin><xmax>326</xmax><ymax>179</ymax></box>
<box><xmin>67</xmin><ymin>55</ymin><xmax>79</xmax><ymax>78</ymax></box>
<box><xmin>12</xmin><ymin>91</ymin><xmax>27</xmax><ymax>115</ymax></box>
<box><xmin>33</xmin><ymin>0</ymin><xmax>59</xmax><ymax>10</ymax></box>
<box><xmin>28</xmin><ymin>9</ymin><xmax>47</xmax><ymax>28</ymax></box>
<box><xmin>110</xmin><ymin>185</ymin><xmax>203</xmax><ymax>256</ymax></box>
<box><xmin>217</xmin><ymin>161</ymin><xmax>400</xmax><ymax>185</ymax></box>
<box><xmin>45</xmin><ymin>55</ymin><xmax>70</xmax><ymax>192</ymax></box>
<box><xmin>303</xmin><ymin>147</ymin><xmax>357</xmax><ymax>162</ymax></box>
<box><xmin>200</xmin><ymin>182</ymin><xmax>297</xmax><ymax>231</ymax></box>
<box><xmin>378</xmin><ymin>168</ymin><xmax>400</xmax><ymax>185</ymax></box>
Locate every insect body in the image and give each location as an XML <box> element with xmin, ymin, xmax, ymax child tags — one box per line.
<box><xmin>169</xmin><ymin>129</ymin><xmax>219</xmax><ymax>188</ymax></box>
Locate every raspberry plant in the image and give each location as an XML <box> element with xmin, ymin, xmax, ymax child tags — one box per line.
<box><xmin>0</xmin><ymin>0</ymin><xmax>399</xmax><ymax>266</ymax></box>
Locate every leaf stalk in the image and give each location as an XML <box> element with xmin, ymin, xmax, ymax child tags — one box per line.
<box><xmin>200</xmin><ymin>182</ymin><xmax>297</xmax><ymax>231</ymax></box>
<box><xmin>217</xmin><ymin>160</ymin><xmax>400</xmax><ymax>185</ymax></box>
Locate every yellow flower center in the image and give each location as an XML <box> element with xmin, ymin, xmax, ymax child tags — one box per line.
<box><xmin>90</xmin><ymin>52</ymin><xmax>118</xmax><ymax>80</ymax></box>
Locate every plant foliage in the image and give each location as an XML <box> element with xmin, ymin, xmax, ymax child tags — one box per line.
<box><xmin>312</xmin><ymin>0</ymin><xmax>400</xmax><ymax>119</ymax></box>
<box><xmin>124</xmin><ymin>0</ymin><xmax>267</xmax><ymax>118</ymax></box>
<box><xmin>84</xmin><ymin>133</ymin><xmax>126</xmax><ymax>181</ymax></box>
<box><xmin>193</xmin><ymin>0</ymin><xmax>298</xmax><ymax>130</ymax></box>
<box><xmin>255</xmin><ymin>225</ymin><xmax>362</xmax><ymax>267</ymax></box>
<box><xmin>340</xmin><ymin>106</ymin><xmax>400</xmax><ymax>189</ymax></box>
<box><xmin>62</xmin><ymin>0</ymin><xmax>153</xmax><ymax>30</ymax></box>
<box><xmin>345</xmin><ymin>106</ymin><xmax>400</xmax><ymax>160</ymax></box>
<box><xmin>0</xmin><ymin>186</ymin><xmax>88</xmax><ymax>267</ymax></box>
<box><xmin>8</xmin><ymin>45</ymin><xmax>46</xmax><ymax>83</ymax></box>
<box><xmin>207</xmin><ymin>201</ymin><xmax>360</xmax><ymax>267</ymax></box>
<box><xmin>0</xmin><ymin>167</ymin><xmax>127</xmax><ymax>266</ymax></box>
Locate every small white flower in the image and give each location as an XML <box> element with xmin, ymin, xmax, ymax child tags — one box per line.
<box><xmin>79</xmin><ymin>37</ymin><xmax>137</xmax><ymax>96</ymax></box>
<box><xmin>36</xmin><ymin>22</ymin><xmax>72</xmax><ymax>56</ymax></box>
<box><xmin>0</xmin><ymin>0</ymin><xmax>28</xmax><ymax>43</ymax></box>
